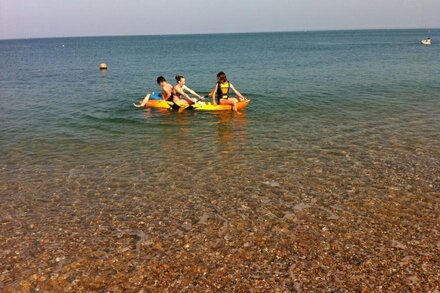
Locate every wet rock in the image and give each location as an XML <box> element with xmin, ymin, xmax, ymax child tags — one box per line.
<box><xmin>319</xmin><ymin>207</ymin><xmax>340</xmax><ymax>220</ymax></box>
<box><xmin>408</xmin><ymin>275</ymin><xmax>419</xmax><ymax>285</ymax></box>
<box><xmin>176</xmin><ymin>229</ymin><xmax>184</xmax><ymax>237</ymax></box>
<box><xmin>283</xmin><ymin>212</ymin><xmax>296</xmax><ymax>220</ymax></box>
<box><xmin>293</xmin><ymin>203</ymin><xmax>311</xmax><ymax>212</ymax></box>
<box><xmin>198</xmin><ymin>213</ymin><xmax>209</xmax><ymax>225</ymax></box>
<box><xmin>391</xmin><ymin>240</ymin><xmax>407</xmax><ymax>250</ymax></box>
<box><xmin>264</xmin><ymin>180</ymin><xmax>281</xmax><ymax>188</ymax></box>
<box><xmin>182</xmin><ymin>221</ymin><xmax>192</xmax><ymax>231</ymax></box>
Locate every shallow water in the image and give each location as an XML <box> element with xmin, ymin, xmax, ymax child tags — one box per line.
<box><xmin>1</xmin><ymin>29</ymin><xmax>439</xmax><ymax>291</ymax></box>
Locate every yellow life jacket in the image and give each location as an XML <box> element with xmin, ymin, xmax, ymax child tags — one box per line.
<box><xmin>216</xmin><ymin>81</ymin><xmax>230</xmax><ymax>101</ymax></box>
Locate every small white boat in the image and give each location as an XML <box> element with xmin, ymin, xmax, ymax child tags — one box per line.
<box><xmin>421</xmin><ymin>38</ymin><xmax>432</xmax><ymax>45</ymax></box>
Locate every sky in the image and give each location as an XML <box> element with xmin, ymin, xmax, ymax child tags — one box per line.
<box><xmin>1</xmin><ymin>0</ymin><xmax>439</xmax><ymax>39</ymax></box>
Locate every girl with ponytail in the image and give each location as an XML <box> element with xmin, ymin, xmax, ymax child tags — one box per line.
<box><xmin>172</xmin><ymin>75</ymin><xmax>205</xmax><ymax>105</ymax></box>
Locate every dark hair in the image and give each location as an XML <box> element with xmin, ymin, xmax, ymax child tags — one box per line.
<box><xmin>216</xmin><ymin>72</ymin><xmax>227</xmax><ymax>83</ymax></box>
<box><xmin>175</xmin><ymin>75</ymin><xmax>184</xmax><ymax>82</ymax></box>
<box><xmin>156</xmin><ymin>76</ymin><xmax>166</xmax><ymax>84</ymax></box>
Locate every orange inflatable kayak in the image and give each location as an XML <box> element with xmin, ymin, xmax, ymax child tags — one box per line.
<box><xmin>145</xmin><ymin>99</ymin><xmax>176</xmax><ymax>109</ymax></box>
<box><xmin>192</xmin><ymin>100</ymin><xmax>250</xmax><ymax>111</ymax></box>
<box><xmin>145</xmin><ymin>99</ymin><xmax>250</xmax><ymax>111</ymax></box>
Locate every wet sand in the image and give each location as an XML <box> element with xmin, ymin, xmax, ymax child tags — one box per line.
<box><xmin>1</xmin><ymin>144</ymin><xmax>439</xmax><ymax>292</ymax></box>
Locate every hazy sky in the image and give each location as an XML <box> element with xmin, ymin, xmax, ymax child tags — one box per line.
<box><xmin>1</xmin><ymin>0</ymin><xmax>439</xmax><ymax>39</ymax></box>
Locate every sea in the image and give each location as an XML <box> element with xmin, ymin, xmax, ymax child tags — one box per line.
<box><xmin>1</xmin><ymin>29</ymin><xmax>439</xmax><ymax>291</ymax></box>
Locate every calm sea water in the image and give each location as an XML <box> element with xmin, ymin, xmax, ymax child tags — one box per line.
<box><xmin>1</xmin><ymin>30</ymin><xmax>439</xmax><ymax>174</ymax></box>
<box><xmin>1</xmin><ymin>30</ymin><xmax>439</xmax><ymax>290</ymax></box>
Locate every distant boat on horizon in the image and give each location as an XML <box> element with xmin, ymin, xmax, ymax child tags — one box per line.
<box><xmin>421</xmin><ymin>37</ymin><xmax>432</xmax><ymax>45</ymax></box>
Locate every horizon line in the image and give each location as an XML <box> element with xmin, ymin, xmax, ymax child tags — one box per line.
<box><xmin>1</xmin><ymin>27</ymin><xmax>438</xmax><ymax>42</ymax></box>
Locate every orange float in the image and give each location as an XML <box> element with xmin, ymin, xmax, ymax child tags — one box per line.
<box><xmin>144</xmin><ymin>99</ymin><xmax>251</xmax><ymax>111</ymax></box>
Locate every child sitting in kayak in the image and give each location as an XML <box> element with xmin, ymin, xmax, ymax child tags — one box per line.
<box><xmin>134</xmin><ymin>76</ymin><xmax>174</xmax><ymax>107</ymax></box>
<box><xmin>173</xmin><ymin>75</ymin><xmax>205</xmax><ymax>105</ymax></box>
<box><xmin>211</xmin><ymin>72</ymin><xmax>246</xmax><ymax>111</ymax></box>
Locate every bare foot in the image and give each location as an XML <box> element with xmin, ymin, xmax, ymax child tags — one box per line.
<box><xmin>178</xmin><ymin>105</ymin><xmax>189</xmax><ymax>113</ymax></box>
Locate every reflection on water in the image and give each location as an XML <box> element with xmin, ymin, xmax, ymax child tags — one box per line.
<box><xmin>215</xmin><ymin>112</ymin><xmax>249</xmax><ymax>156</ymax></box>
